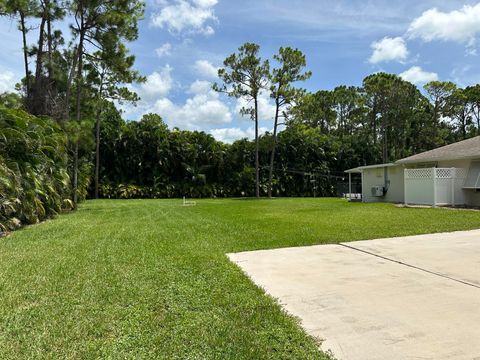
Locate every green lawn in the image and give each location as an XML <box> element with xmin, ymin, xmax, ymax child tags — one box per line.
<box><xmin>1</xmin><ymin>198</ymin><xmax>480</xmax><ymax>359</ymax></box>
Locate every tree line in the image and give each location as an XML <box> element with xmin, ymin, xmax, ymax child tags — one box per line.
<box><xmin>1</xmin><ymin>0</ymin><xmax>480</xmax><ymax>217</ymax></box>
<box><xmin>0</xmin><ymin>0</ymin><xmax>144</xmax><ymax>208</ymax></box>
<box><xmin>91</xmin><ymin>70</ymin><xmax>480</xmax><ymax>200</ymax></box>
<box><xmin>293</xmin><ymin>76</ymin><xmax>480</xmax><ymax>167</ymax></box>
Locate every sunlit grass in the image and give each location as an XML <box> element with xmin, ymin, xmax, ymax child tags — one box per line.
<box><xmin>1</xmin><ymin>198</ymin><xmax>479</xmax><ymax>358</ymax></box>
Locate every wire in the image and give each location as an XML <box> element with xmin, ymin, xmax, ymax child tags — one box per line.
<box><xmin>259</xmin><ymin>166</ymin><xmax>358</xmax><ymax>181</ymax></box>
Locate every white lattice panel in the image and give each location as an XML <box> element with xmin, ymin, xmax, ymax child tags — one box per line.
<box><xmin>435</xmin><ymin>168</ymin><xmax>452</xmax><ymax>179</ymax></box>
<box><xmin>405</xmin><ymin>167</ymin><xmax>468</xmax><ymax>206</ymax></box>
<box><xmin>405</xmin><ymin>168</ymin><xmax>433</xmax><ymax>180</ymax></box>
<box><xmin>454</xmin><ymin>168</ymin><xmax>467</xmax><ymax>179</ymax></box>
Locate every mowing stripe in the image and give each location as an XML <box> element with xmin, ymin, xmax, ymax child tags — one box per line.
<box><xmin>339</xmin><ymin>243</ymin><xmax>480</xmax><ymax>290</ymax></box>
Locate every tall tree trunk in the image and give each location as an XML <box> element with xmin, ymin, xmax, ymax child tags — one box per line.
<box><xmin>46</xmin><ymin>12</ymin><xmax>54</xmax><ymax>115</ymax></box>
<box><xmin>254</xmin><ymin>96</ymin><xmax>260</xmax><ymax>198</ymax></box>
<box><xmin>94</xmin><ymin>74</ymin><xmax>106</xmax><ymax>200</ymax></box>
<box><xmin>95</xmin><ymin>107</ymin><xmax>102</xmax><ymax>199</ymax></box>
<box><xmin>476</xmin><ymin>107</ymin><xmax>480</xmax><ymax>136</ymax></box>
<box><xmin>30</xmin><ymin>16</ymin><xmax>46</xmax><ymax>115</ymax></box>
<box><xmin>73</xmin><ymin>30</ymin><xmax>85</xmax><ymax>208</ymax></box>
<box><xmin>268</xmin><ymin>99</ymin><xmax>280</xmax><ymax>198</ymax></box>
<box><xmin>63</xmin><ymin>47</ymin><xmax>79</xmax><ymax>121</ymax></box>
<box><xmin>46</xmin><ymin>5</ymin><xmax>52</xmax><ymax>80</ymax></box>
<box><xmin>73</xmin><ymin>141</ymin><xmax>79</xmax><ymax>207</ymax></box>
<box><xmin>19</xmin><ymin>11</ymin><xmax>30</xmax><ymax>98</ymax></box>
<box><xmin>371</xmin><ymin>98</ymin><xmax>377</xmax><ymax>152</ymax></box>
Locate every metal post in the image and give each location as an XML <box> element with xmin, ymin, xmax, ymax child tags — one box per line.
<box><xmin>348</xmin><ymin>173</ymin><xmax>352</xmax><ymax>200</ymax></box>
<box><xmin>361</xmin><ymin>171</ymin><xmax>365</xmax><ymax>202</ymax></box>
<box><xmin>404</xmin><ymin>168</ymin><xmax>408</xmax><ymax>206</ymax></box>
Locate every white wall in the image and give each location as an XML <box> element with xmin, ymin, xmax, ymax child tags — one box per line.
<box><xmin>438</xmin><ymin>159</ymin><xmax>480</xmax><ymax>206</ymax></box>
<box><xmin>405</xmin><ymin>168</ymin><xmax>435</xmax><ymax>205</ymax></box>
<box><xmin>361</xmin><ymin>158</ymin><xmax>480</xmax><ymax>206</ymax></box>
<box><xmin>362</xmin><ymin>166</ymin><xmax>404</xmax><ymax>203</ymax></box>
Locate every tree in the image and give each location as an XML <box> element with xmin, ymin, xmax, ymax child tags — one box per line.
<box><xmin>267</xmin><ymin>47</ymin><xmax>311</xmax><ymax>197</ymax></box>
<box><xmin>214</xmin><ymin>43</ymin><xmax>270</xmax><ymax>198</ymax></box>
<box><xmin>17</xmin><ymin>0</ymin><xmax>66</xmax><ymax>116</ymax></box>
<box><xmin>85</xmin><ymin>43</ymin><xmax>143</xmax><ymax>198</ymax></box>
<box><xmin>291</xmin><ymin>90</ymin><xmax>336</xmax><ymax>132</ymax></box>
<box><xmin>0</xmin><ymin>92</ymin><xmax>24</xmax><ymax>109</ymax></box>
<box><xmin>1</xmin><ymin>0</ymin><xmax>36</xmax><ymax>106</ymax></box>
<box><xmin>332</xmin><ymin>86</ymin><xmax>360</xmax><ymax>137</ymax></box>
<box><xmin>68</xmin><ymin>0</ymin><xmax>144</xmax><ymax>207</ymax></box>
<box><xmin>447</xmin><ymin>88</ymin><xmax>471</xmax><ymax>140</ymax></box>
<box><xmin>465</xmin><ymin>85</ymin><xmax>480</xmax><ymax>135</ymax></box>
<box><xmin>424</xmin><ymin>81</ymin><xmax>457</xmax><ymax>141</ymax></box>
<box><xmin>362</xmin><ymin>73</ymin><xmax>421</xmax><ymax>162</ymax></box>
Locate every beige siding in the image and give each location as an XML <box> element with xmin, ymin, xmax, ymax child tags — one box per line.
<box><xmin>360</xmin><ymin>158</ymin><xmax>480</xmax><ymax>206</ymax></box>
<box><xmin>438</xmin><ymin>158</ymin><xmax>480</xmax><ymax>207</ymax></box>
<box><xmin>444</xmin><ymin>158</ymin><xmax>480</xmax><ymax>207</ymax></box>
<box><xmin>362</xmin><ymin>165</ymin><xmax>404</xmax><ymax>203</ymax></box>
<box><xmin>437</xmin><ymin>159</ymin><xmax>471</xmax><ymax>168</ymax></box>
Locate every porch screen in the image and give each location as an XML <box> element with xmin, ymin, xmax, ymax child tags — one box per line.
<box><xmin>463</xmin><ymin>160</ymin><xmax>480</xmax><ymax>188</ymax></box>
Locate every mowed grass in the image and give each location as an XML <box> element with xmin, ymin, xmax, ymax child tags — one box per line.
<box><xmin>1</xmin><ymin>198</ymin><xmax>480</xmax><ymax>359</ymax></box>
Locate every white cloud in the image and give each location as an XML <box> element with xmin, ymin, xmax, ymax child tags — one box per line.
<box><xmin>235</xmin><ymin>91</ymin><xmax>276</xmax><ymax>122</ymax></box>
<box><xmin>192</xmin><ymin>0</ymin><xmax>217</xmax><ymax>7</ymax></box>
<box><xmin>150</xmin><ymin>80</ymin><xmax>232</xmax><ymax>129</ymax></box>
<box><xmin>193</xmin><ymin>59</ymin><xmax>219</xmax><ymax>79</ymax></box>
<box><xmin>399</xmin><ymin>66</ymin><xmax>438</xmax><ymax>84</ymax></box>
<box><xmin>0</xmin><ymin>70</ymin><xmax>16</xmax><ymax>93</ymax></box>
<box><xmin>369</xmin><ymin>36</ymin><xmax>409</xmax><ymax>64</ymax></box>
<box><xmin>139</xmin><ymin>65</ymin><xmax>173</xmax><ymax>100</ymax></box>
<box><xmin>407</xmin><ymin>3</ymin><xmax>480</xmax><ymax>51</ymax></box>
<box><xmin>151</xmin><ymin>0</ymin><xmax>218</xmax><ymax>36</ymax></box>
<box><xmin>155</xmin><ymin>43</ymin><xmax>172</xmax><ymax>58</ymax></box>
<box><xmin>188</xmin><ymin>79</ymin><xmax>212</xmax><ymax>94</ymax></box>
<box><xmin>209</xmin><ymin>126</ymin><xmax>269</xmax><ymax>143</ymax></box>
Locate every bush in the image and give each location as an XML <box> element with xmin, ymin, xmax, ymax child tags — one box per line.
<box><xmin>97</xmin><ymin>182</ymin><xmax>230</xmax><ymax>200</ymax></box>
<box><xmin>0</xmin><ymin>108</ymin><xmax>73</xmax><ymax>232</ymax></box>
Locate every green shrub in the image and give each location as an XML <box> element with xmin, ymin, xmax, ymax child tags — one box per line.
<box><xmin>0</xmin><ymin>108</ymin><xmax>74</xmax><ymax>232</ymax></box>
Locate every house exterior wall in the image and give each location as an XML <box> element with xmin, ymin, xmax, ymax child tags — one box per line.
<box><xmin>362</xmin><ymin>165</ymin><xmax>404</xmax><ymax>203</ymax></box>
<box><xmin>439</xmin><ymin>158</ymin><xmax>480</xmax><ymax>207</ymax></box>
<box><xmin>404</xmin><ymin>168</ymin><xmax>435</xmax><ymax>205</ymax></box>
<box><xmin>360</xmin><ymin>158</ymin><xmax>480</xmax><ymax>206</ymax></box>
<box><xmin>436</xmin><ymin>159</ymin><xmax>470</xmax><ymax>168</ymax></box>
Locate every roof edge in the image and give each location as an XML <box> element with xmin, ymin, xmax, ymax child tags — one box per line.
<box><xmin>345</xmin><ymin>163</ymin><xmax>396</xmax><ymax>173</ymax></box>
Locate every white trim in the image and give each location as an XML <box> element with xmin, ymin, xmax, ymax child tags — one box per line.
<box><xmin>451</xmin><ymin>168</ymin><xmax>455</xmax><ymax>207</ymax></box>
<box><xmin>345</xmin><ymin>163</ymin><xmax>397</xmax><ymax>173</ymax></box>
<box><xmin>361</xmin><ymin>171</ymin><xmax>365</xmax><ymax>203</ymax></box>
<box><xmin>398</xmin><ymin>155</ymin><xmax>480</xmax><ymax>165</ymax></box>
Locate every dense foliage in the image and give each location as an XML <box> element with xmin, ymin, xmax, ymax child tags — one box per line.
<box><xmin>0</xmin><ymin>0</ymin><xmax>144</xmax><ymax>208</ymax></box>
<box><xmin>95</xmin><ymin>72</ymin><xmax>480</xmax><ymax>199</ymax></box>
<box><xmin>1</xmin><ymin>1</ymin><xmax>480</xmax><ymax>205</ymax></box>
<box><xmin>0</xmin><ymin>107</ymin><xmax>88</xmax><ymax>232</ymax></box>
<box><xmin>95</xmin><ymin>111</ymin><xmax>339</xmax><ymax>199</ymax></box>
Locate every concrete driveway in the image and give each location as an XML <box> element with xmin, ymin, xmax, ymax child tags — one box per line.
<box><xmin>228</xmin><ymin>230</ymin><xmax>480</xmax><ymax>360</ymax></box>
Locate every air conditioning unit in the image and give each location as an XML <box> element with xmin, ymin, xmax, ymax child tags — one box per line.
<box><xmin>371</xmin><ymin>186</ymin><xmax>384</xmax><ymax>197</ymax></box>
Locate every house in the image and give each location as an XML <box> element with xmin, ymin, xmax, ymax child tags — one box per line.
<box><xmin>345</xmin><ymin>136</ymin><xmax>480</xmax><ymax>207</ymax></box>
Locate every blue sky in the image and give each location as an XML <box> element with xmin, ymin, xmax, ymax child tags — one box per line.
<box><xmin>1</xmin><ymin>0</ymin><xmax>480</xmax><ymax>142</ymax></box>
